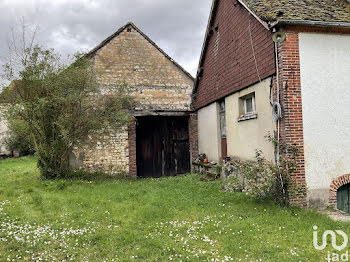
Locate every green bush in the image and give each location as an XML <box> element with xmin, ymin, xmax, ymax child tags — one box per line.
<box><xmin>3</xmin><ymin>118</ymin><xmax>35</xmax><ymax>156</ymax></box>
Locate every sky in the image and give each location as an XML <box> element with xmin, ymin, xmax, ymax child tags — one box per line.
<box><xmin>0</xmin><ymin>0</ymin><xmax>213</xmax><ymax>84</ymax></box>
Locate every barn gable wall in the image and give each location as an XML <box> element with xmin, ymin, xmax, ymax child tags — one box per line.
<box><xmin>94</xmin><ymin>26</ymin><xmax>194</xmax><ymax>112</ymax></box>
<box><xmin>71</xmin><ymin>25</ymin><xmax>195</xmax><ymax>174</ymax></box>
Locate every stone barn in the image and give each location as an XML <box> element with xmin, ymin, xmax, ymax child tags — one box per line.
<box><xmin>70</xmin><ymin>22</ymin><xmax>198</xmax><ymax>178</ymax></box>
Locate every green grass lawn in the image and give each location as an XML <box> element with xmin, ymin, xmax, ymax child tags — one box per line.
<box><xmin>0</xmin><ymin>157</ymin><xmax>349</xmax><ymax>261</ymax></box>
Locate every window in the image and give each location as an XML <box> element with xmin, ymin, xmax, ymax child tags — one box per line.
<box><xmin>244</xmin><ymin>96</ymin><xmax>255</xmax><ymax>115</ymax></box>
<box><xmin>238</xmin><ymin>92</ymin><xmax>257</xmax><ymax>122</ymax></box>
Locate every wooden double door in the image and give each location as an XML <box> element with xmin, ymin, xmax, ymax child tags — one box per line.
<box><xmin>136</xmin><ymin>116</ymin><xmax>190</xmax><ymax>178</ymax></box>
<box><xmin>337</xmin><ymin>184</ymin><xmax>350</xmax><ymax>214</ymax></box>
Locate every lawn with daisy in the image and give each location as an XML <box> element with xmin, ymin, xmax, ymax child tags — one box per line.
<box><xmin>0</xmin><ymin>156</ymin><xmax>348</xmax><ymax>261</ymax></box>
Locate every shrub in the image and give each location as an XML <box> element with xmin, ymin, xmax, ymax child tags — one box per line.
<box><xmin>222</xmin><ymin>135</ymin><xmax>306</xmax><ymax>205</ymax></box>
<box><xmin>3</xmin><ymin>118</ymin><xmax>35</xmax><ymax>156</ymax></box>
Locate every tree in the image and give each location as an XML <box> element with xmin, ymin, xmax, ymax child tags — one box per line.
<box><xmin>1</xmin><ymin>22</ymin><xmax>133</xmax><ymax>179</ymax></box>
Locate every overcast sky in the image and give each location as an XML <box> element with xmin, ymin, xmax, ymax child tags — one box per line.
<box><xmin>0</xmin><ymin>0</ymin><xmax>212</xmax><ymax>83</ymax></box>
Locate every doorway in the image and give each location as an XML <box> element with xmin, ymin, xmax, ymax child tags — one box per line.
<box><xmin>219</xmin><ymin>100</ymin><xmax>227</xmax><ymax>160</ymax></box>
<box><xmin>337</xmin><ymin>183</ymin><xmax>350</xmax><ymax>214</ymax></box>
<box><xmin>136</xmin><ymin>116</ymin><xmax>190</xmax><ymax>178</ymax></box>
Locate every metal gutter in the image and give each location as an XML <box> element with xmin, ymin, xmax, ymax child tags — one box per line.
<box><xmin>272</xmin><ymin>20</ymin><xmax>350</xmax><ymax>28</ymax></box>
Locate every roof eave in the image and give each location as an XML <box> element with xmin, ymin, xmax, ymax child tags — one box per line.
<box><xmin>193</xmin><ymin>0</ymin><xmax>218</xmax><ymax>91</ymax></box>
<box><xmin>272</xmin><ymin>19</ymin><xmax>350</xmax><ymax>29</ymax></box>
<box><xmin>237</xmin><ymin>0</ymin><xmax>270</xmax><ymax>30</ymax></box>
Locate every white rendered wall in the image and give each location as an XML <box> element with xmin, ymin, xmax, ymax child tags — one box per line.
<box><xmin>299</xmin><ymin>32</ymin><xmax>350</xmax><ymax>207</ymax></box>
<box><xmin>225</xmin><ymin>78</ymin><xmax>276</xmax><ymax>161</ymax></box>
<box><xmin>198</xmin><ymin>102</ymin><xmax>221</xmax><ymax>162</ymax></box>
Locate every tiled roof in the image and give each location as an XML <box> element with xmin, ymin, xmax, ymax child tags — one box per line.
<box><xmin>242</xmin><ymin>0</ymin><xmax>350</xmax><ymax>23</ymax></box>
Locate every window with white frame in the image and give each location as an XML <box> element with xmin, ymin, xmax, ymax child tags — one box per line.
<box><xmin>244</xmin><ymin>95</ymin><xmax>255</xmax><ymax>115</ymax></box>
<box><xmin>238</xmin><ymin>92</ymin><xmax>257</xmax><ymax>122</ymax></box>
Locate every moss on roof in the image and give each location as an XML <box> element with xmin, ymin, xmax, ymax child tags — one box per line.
<box><xmin>242</xmin><ymin>0</ymin><xmax>350</xmax><ymax>23</ymax></box>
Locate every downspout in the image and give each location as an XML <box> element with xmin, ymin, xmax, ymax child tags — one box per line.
<box><xmin>271</xmin><ymin>29</ymin><xmax>287</xmax><ymax>195</ymax></box>
<box><xmin>275</xmin><ymin>41</ymin><xmax>280</xmax><ymax>165</ymax></box>
<box><xmin>274</xmin><ymin>41</ymin><xmax>286</xmax><ymax>195</ymax></box>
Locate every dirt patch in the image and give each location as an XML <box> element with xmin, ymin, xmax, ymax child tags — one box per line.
<box><xmin>323</xmin><ymin>209</ymin><xmax>350</xmax><ymax>222</ymax></box>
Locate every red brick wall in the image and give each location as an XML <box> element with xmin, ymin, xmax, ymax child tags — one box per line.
<box><xmin>276</xmin><ymin>31</ymin><xmax>307</xmax><ymax>206</ymax></box>
<box><xmin>195</xmin><ymin>0</ymin><xmax>275</xmax><ymax>109</ymax></box>
<box><xmin>128</xmin><ymin>117</ymin><xmax>137</xmax><ymax>177</ymax></box>
<box><xmin>189</xmin><ymin>113</ymin><xmax>199</xmax><ymax>170</ymax></box>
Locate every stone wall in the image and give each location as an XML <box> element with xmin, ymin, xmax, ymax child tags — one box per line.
<box><xmin>71</xmin><ymin>127</ymin><xmax>129</xmax><ymax>174</ymax></box>
<box><xmin>94</xmin><ymin>25</ymin><xmax>193</xmax><ymax>112</ymax></box>
<box><xmin>72</xmin><ymin>24</ymin><xmax>194</xmax><ymax>174</ymax></box>
<box><xmin>0</xmin><ymin>105</ymin><xmax>10</xmax><ymax>156</ymax></box>
<box><xmin>128</xmin><ymin>117</ymin><xmax>137</xmax><ymax>177</ymax></box>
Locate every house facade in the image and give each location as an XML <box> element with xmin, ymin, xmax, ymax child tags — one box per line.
<box><xmin>195</xmin><ymin>0</ymin><xmax>276</xmax><ymax>163</ymax></box>
<box><xmin>70</xmin><ymin>23</ymin><xmax>198</xmax><ymax>178</ymax></box>
<box><xmin>195</xmin><ymin>0</ymin><xmax>350</xmax><ymax>209</ymax></box>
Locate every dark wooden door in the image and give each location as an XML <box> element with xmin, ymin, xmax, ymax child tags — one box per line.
<box><xmin>136</xmin><ymin>118</ymin><xmax>162</xmax><ymax>178</ymax></box>
<box><xmin>136</xmin><ymin>116</ymin><xmax>190</xmax><ymax>178</ymax></box>
<box><xmin>337</xmin><ymin>184</ymin><xmax>350</xmax><ymax>214</ymax></box>
<box><xmin>174</xmin><ymin>141</ymin><xmax>190</xmax><ymax>174</ymax></box>
<box><xmin>219</xmin><ymin>101</ymin><xmax>227</xmax><ymax>160</ymax></box>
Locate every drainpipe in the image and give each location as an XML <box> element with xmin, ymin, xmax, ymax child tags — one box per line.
<box><xmin>273</xmin><ymin>32</ymin><xmax>286</xmax><ymax>195</ymax></box>
<box><xmin>275</xmin><ymin>41</ymin><xmax>280</xmax><ymax>165</ymax></box>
